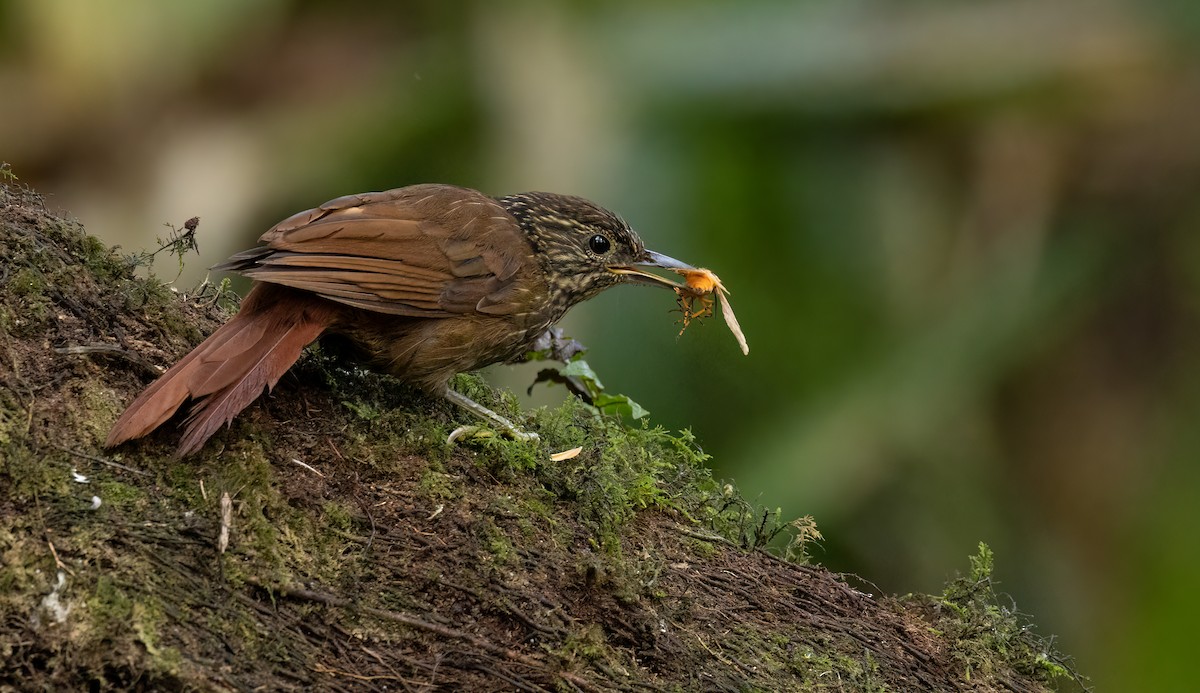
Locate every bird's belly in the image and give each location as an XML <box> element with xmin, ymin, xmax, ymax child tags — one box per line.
<box><xmin>333</xmin><ymin>313</ymin><xmax>554</xmax><ymax>393</ymax></box>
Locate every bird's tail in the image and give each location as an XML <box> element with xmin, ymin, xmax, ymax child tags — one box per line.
<box><xmin>105</xmin><ymin>285</ymin><xmax>336</xmax><ymax>456</ymax></box>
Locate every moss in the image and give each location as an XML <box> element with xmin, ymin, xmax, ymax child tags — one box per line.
<box><xmin>684</xmin><ymin>536</ymin><xmax>718</xmax><ymax>558</ymax></box>
<box><xmin>0</xmin><ymin>387</ymin><xmax>19</xmax><ymax>447</ymax></box>
<box><xmin>907</xmin><ymin>543</ymin><xmax>1078</xmax><ymax>689</ymax></box>
<box><xmin>8</xmin><ymin>267</ymin><xmax>45</xmax><ymax>298</ymax></box>
<box><xmin>89</xmin><ymin>574</ymin><xmax>135</xmax><ymax>638</ymax></box>
<box><xmin>6</xmin><ymin>270</ymin><xmax>51</xmax><ymax>332</ymax></box>
<box><xmin>516</xmin><ymin>492</ymin><xmax>558</xmax><ymax>538</ymax></box>
<box><xmin>536</xmin><ymin>419</ymin><xmax>711</xmax><ymax>553</ymax></box>
<box><xmin>834</xmin><ymin>652</ymin><xmax>888</xmax><ymax>692</ymax></box>
<box><xmin>130</xmin><ymin>599</ymin><xmax>170</xmax><ymax>660</ymax></box>
<box><xmin>450</xmin><ymin>372</ymin><xmax>500</xmax><ymax>410</ymax></box>
<box><xmin>0</xmin><ymin>529</ymin><xmax>43</xmax><ymax>605</ymax></box>
<box><xmin>476</xmin><ymin>517</ymin><xmax>516</xmax><ymax>566</ymax></box>
<box><xmin>197</xmin><ymin>441</ymin><xmax>295</xmax><ymax>580</ymax></box>
<box><xmin>161</xmin><ymin>459</ymin><xmax>209</xmax><ymax>508</ymax></box>
<box><xmin>320</xmin><ymin>501</ymin><xmax>354</xmax><ymax>533</ymax></box>
<box><xmin>342</xmin><ymin>399</ymin><xmax>381</xmax><ymax>422</ymax></box>
<box><xmin>95</xmin><ymin>479</ymin><xmax>147</xmax><ymax>511</ymax></box>
<box><xmin>2</xmin><ymin>447</ymin><xmax>70</xmax><ymax>501</ymax></box>
<box><xmin>418</xmin><ymin>462</ymin><xmax>462</xmax><ymax>501</ymax></box>
<box><xmin>153</xmin><ymin>303</ymin><xmax>205</xmax><ymax>343</ymax></box>
<box><xmin>555</xmin><ymin>623</ymin><xmax>611</xmax><ymax>665</ymax></box>
<box><xmin>75</xmin><ymin>381</ymin><xmax>126</xmax><ymax>445</ymax></box>
<box><xmin>78</xmin><ymin>232</ymin><xmax>131</xmax><ymax>284</ymax></box>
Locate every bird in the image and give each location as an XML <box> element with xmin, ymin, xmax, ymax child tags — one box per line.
<box><xmin>105</xmin><ymin>183</ymin><xmax>694</xmax><ymax>456</ymax></box>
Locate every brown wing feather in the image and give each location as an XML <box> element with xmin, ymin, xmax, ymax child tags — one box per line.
<box><xmin>105</xmin><ymin>285</ymin><xmax>336</xmax><ymax>455</ymax></box>
<box><xmin>175</xmin><ymin>315</ymin><xmax>326</xmax><ymax>456</ymax></box>
<box><xmin>216</xmin><ymin>185</ymin><xmax>534</xmax><ymax>318</ymax></box>
<box><xmin>104</xmin><ymin>318</ymin><xmax>256</xmax><ymax>447</ymax></box>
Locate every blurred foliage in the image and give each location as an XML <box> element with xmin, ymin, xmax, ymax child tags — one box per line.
<box><xmin>5</xmin><ymin>0</ymin><xmax>1200</xmax><ymax>689</ymax></box>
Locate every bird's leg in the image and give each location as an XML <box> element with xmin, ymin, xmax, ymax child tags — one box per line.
<box><xmin>443</xmin><ymin>388</ymin><xmax>539</xmax><ymax>442</ymax></box>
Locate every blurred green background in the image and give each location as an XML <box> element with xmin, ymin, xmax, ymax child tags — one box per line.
<box><xmin>5</xmin><ymin>0</ymin><xmax>1200</xmax><ymax>689</ymax></box>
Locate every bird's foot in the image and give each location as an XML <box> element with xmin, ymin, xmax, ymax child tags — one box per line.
<box><xmin>445</xmin><ymin>425</ymin><xmax>539</xmax><ymax>445</ymax></box>
<box><xmin>443</xmin><ymin>389</ymin><xmax>539</xmax><ymax>443</ymax></box>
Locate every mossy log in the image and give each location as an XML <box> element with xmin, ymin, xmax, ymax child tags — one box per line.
<box><xmin>0</xmin><ymin>177</ymin><xmax>1071</xmax><ymax>691</ymax></box>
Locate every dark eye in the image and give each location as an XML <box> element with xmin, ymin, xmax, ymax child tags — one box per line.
<box><xmin>588</xmin><ymin>234</ymin><xmax>611</xmax><ymax>255</ymax></box>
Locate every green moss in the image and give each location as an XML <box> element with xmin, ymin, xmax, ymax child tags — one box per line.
<box><xmin>78</xmin><ymin>232</ymin><xmax>131</xmax><ymax>284</ymax></box>
<box><xmin>476</xmin><ymin>517</ymin><xmax>516</xmax><ymax>566</ymax></box>
<box><xmin>418</xmin><ymin>462</ymin><xmax>462</xmax><ymax>501</ymax></box>
<box><xmin>668</xmin><ymin>622</ymin><xmax>897</xmax><ymax>693</ymax></box>
<box><xmin>431</xmin><ymin>394</ymin><xmax>794</xmax><ymax>563</ymax></box>
<box><xmin>8</xmin><ymin>267</ymin><xmax>45</xmax><ymax>297</ymax></box>
<box><xmin>195</xmin><ymin>441</ymin><xmax>292</xmax><ymax>579</ymax></box>
<box><xmin>531</xmin><ymin>416</ymin><xmax>709</xmax><ymax>553</ymax></box>
<box><xmin>0</xmin><ymin>388</ymin><xmax>19</xmax><ymax>447</ymax></box>
<box><xmin>684</xmin><ymin>536</ymin><xmax>718</xmax><ymax>558</ymax></box>
<box><xmin>516</xmin><ymin>492</ymin><xmax>558</xmax><ymax>541</ymax></box>
<box><xmin>320</xmin><ymin>501</ymin><xmax>354</xmax><ymax>532</ymax></box>
<box><xmin>342</xmin><ymin>400</ymin><xmax>381</xmax><ymax>421</ymax></box>
<box><xmin>89</xmin><ymin>574</ymin><xmax>135</xmax><ymax>636</ymax></box>
<box><xmin>96</xmin><ymin>479</ymin><xmax>147</xmax><ymax>510</ymax></box>
<box><xmin>556</xmin><ymin>623</ymin><xmax>611</xmax><ymax>665</ymax></box>
<box><xmin>75</xmin><ymin>382</ymin><xmax>125</xmax><ymax>444</ymax></box>
<box><xmin>161</xmin><ymin>460</ymin><xmax>208</xmax><ymax>508</ymax></box>
<box><xmin>131</xmin><ymin>599</ymin><xmax>168</xmax><ymax>657</ymax></box>
<box><xmin>7</xmin><ymin>269</ymin><xmax>50</xmax><ymax>330</ymax></box>
<box><xmin>0</xmin><ymin>529</ymin><xmax>42</xmax><ymax>604</ymax></box>
<box><xmin>910</xmin><ymin>543</ymin><xmax>1078</xmax><ymax>689</ymax></box>
<box><xmin>153</xmin><ymin>303</ymin><xmax>205</xmax><ymax>342</ymax></box>
<box><xmin>2</xmin><ymin>447</ymin><xmax>70</xmax><ymax>501</ymax></box>
<box><xmin>450</xmin><ymin>372</ymin><xmax>500</xmax><ymax>410</ymax></box>
<box><xmin>834</xmin><ymin>652</ymin><xmax>888</xmax><ymax>692</ymax></box>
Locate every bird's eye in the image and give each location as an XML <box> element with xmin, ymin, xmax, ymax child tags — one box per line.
<box><xmin>588</xmin><ymin>234</ymin><xmax>611</xmax><ymax>255</ymax></box>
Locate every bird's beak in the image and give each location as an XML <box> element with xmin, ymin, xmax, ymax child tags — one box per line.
<box><xmin>607</xmin><ymin>250</ymin><xmax>695</xmax><ymax>289</ymax></box>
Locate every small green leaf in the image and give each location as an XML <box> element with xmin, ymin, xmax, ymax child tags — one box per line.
<box><xmin>525</xmin><ymin>343</ymin><xmax>648</xmax><ymax>424</ymax></box>
<box><xmin>593</xmin><ymin>393</ymin><xmax>650</xmax><ymax>420</ymax></box>
<box><xmin>561</xmin><ymin>359</ymin><xmax>604</xmax><ymax>390</ymax></box>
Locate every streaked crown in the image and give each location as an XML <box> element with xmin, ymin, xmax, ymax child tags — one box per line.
<box><xmin>498</xmin><ymin>192</ymin><xmax>646</xmax><ymax>312</ymax></box>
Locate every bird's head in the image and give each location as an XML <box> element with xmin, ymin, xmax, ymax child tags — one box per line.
<box><xmin>499</xmin><ymin>192</ymin><xmax>692</xmax><ymax>311</ymax></box>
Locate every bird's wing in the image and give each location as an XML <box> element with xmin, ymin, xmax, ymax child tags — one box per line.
<box><xmin>214</xmin><ymin>184</ymin><xmax>537</xmax><ymax>318</ymax></box>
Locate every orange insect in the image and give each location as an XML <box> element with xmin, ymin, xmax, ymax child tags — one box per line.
<box><xmin>670</xmin><ymin>268</ymin><xmax>748</xmax><ymax>355</ymax></box>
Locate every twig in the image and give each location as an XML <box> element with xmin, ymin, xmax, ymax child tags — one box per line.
<box><xmin>51</xmin><ymin>444</ymin><xmax>151</xmax><ymax>476</ymax></box>
<box><xmin>55</xmin><ymin>343</ymin><xmax>163</xmax><ymax>378</ymax></box>
<box><xmin>46</xmin><ymin>539</ymin><xmax>73</xmax><ymax>575</ymax></box>
<box><xmin>310</xmin><ymin>662</ymin><xmax>430</xmax><ymax>686</ymax></box>
<box><xmin>247</xmin><ymin>578</ymin><xmax>599</xmax><ymax>692</ymax></box>
<box><xmin>676</xmin><ymin>525</ymin><xmax>739</xmax><ymax>549</ymax></box>
<box><xmin>217</xmin><ymin>492</ymin><xmax>232</xmax><ymax>554</ymax></box>
<box><xmin>290</xmin><ymin>458</ymin><xmax>324</xmax><ymax>477</ymax></box>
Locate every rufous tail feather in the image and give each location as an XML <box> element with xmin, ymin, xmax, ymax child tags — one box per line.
<box><xmin>105</xmin><ymin>286</ymin><xmax>334</xmax><ymax>456</ymax></box>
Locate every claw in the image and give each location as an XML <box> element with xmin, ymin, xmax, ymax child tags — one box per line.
<box><xmin>443</xmin><ymin>390</ymin><xmax>539</xmax><ymax>443</ymax></box>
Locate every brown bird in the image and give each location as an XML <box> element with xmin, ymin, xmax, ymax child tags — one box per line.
<box><xmin>105</xmin><ymin>184</ymin><xmax>693</xmax><ymax>456</ymax></box>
